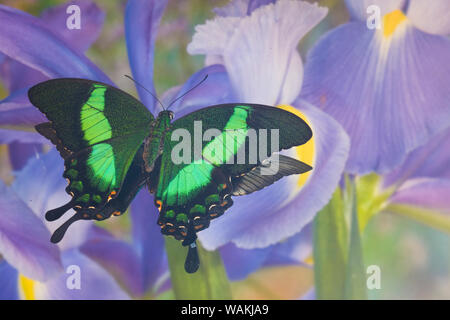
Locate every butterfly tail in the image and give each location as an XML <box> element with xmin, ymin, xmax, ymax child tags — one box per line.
<box><xmin>182</xmin><ymin>224</ymin><xmax>200</xmax><ymax>273</ymax></box>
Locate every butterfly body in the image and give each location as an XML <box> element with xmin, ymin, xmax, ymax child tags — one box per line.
<box><xmin>143</xmin><ymin>110</ymin><xmax>172</xmax><ymax>173</ymax></box>
<box><xmin>28</xmin><ymin>78</ymin><xmax>313</xmax><ymax>273</ymax></box>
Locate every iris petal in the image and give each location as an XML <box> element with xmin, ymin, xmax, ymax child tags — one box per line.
<box><xmin>34</xmin><ymin>249</ymin><xmax>130</xmax><ymax>300</ymax></box>
<box><xmin>220</xmin><ymin>223</ymin><xmax>313</xmax><ymax>280</ymax></box>
<box><xmin>12</xmin><ymin>149</ymin><xmax>92</xmax><ymax>250</ymax></box>
<box><xmin>0</xmin><ymin>60</ymin><xmax>46</xmax><ymax>93</ymax></box>
<box><xmin>0</xmin><ymin>129</ymin><xmax>47</xmax><ymax>144</ymax></box>
<box><xmin>220</xmin><ymin>244</ymin><xmax>272</xmax><ymax>281</ymax></box>
<box><xmin>384</xmin><ymin>127</ymin><xmax>450</xmax><ymax>187</ymax></box>
<box><xmin>80</xmin><ymin>227</ymin><xmax>144</xmax><ymax>297</ymax></box>
<box><xmin>0</xmin><ymin>0</ymin><xmax>105</xmax><ymax>93</ymax></box>
<box><xmin>40</xmin><ymin>0</ymin><xmax>105</xmax><ymax>53</ymax></box>
<box><xmin>407</xmin><ymin>0</ymin><xmax>450</xmax><ymax>35</ymax></box>
<box><xmin>125</xmin><ymin>0</ymin><xmax>168</xmax><ymax>112</ymax></box>
<box><xmin>0</xmin><ymin>1</ymin><xmax>107</xmax><ymax>144</ymax></box>
<box><xmin>0</xmin><ymin>180</ymin><xmax>62</xmax><ymax>282</ymax></box>
<box><xmin>0</xmin><ymin>260</ymin><xmax>19</xmax><ymax>300</ymax></box>
<box><xmin>390</xmin><ymin>178</ymin><xmax>450</xmax><ymax>214</ymax></box>
<box><xmin>188</xmin><ymin>0</ymin><xmax>327</xmax><ymax>105</ymax></box>
<box><xmin>0</xmin><ymin>88</ymin><xmax>46</xmax><ymax>126</ymax></box>
<box><xmin>262</xmin><ymin>223</ymin><xmax>313</xmax><ymax>268</ymax></box>
<box><xmin>8</xmin><ymin>142</ymin><xmax>42</xmax><ymax>171</ymax></box>
<box><xmin>301</xmin><ymin>21</ymin><xmax>450</xmax><ymax>174</ymax></box>
<box><xmin>0</xmin><ymin>5</ymin><xmax>110</xmax><ymax>83</ymax></box>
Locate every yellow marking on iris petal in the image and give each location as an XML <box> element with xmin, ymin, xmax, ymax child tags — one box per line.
<box><xmin>19</xmin><ymin>274</ymin><xmax>35</xmax><ymax>300</ymax></box>
<box><xmin>278</xmin><ymin>105</ymin><xmax>314</xmax><ymax>188</ymax></box>
<box><xmin>383</xmin><ymin>10</ymin><xmax>407</xmax><ymax>37</ymax></box>
<box><xmin>304</xmin><ymin>255</ymin><xmax>314</xmax><ymax>266</ymax></box>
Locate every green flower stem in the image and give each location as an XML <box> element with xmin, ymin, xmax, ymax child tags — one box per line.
<box><xmin>384</xmin><ymin>203</ymin><xmax>450</xmax><ymax>234</ymax></box>
<box><xmin>313</xmin><ymin>189</ymin><xmax>348</xmax><ymax>299</ymax></box>
<box><xmin>165</xmin><ymin>237</ymin><xmax>232</xmax><ymax>299</ymax></box>
<box><xmin>314</xmin><ymin>178</ymin><xmax>367</xmax><ymax>300</ymax></box>
<box><xmin>344</xmin><ymin>182</ymin><xmax>367</xmax><ymax>299</ymax></box>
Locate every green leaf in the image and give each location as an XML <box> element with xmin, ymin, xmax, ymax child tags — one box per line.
<box><xmin>313</xmin><ymin>188</ymin><xmax>348</xmax><ymax>299</ymax></box>
<box><xmin>314</xmin><ymin>179</ymin><xmax>368</xmax><ymax>300</ymax></box>
<box><xmin>165</xmin><ymin>237</ymin><xmax>232</xmax><ymax>299</ymax></box>
<box><xmin>344</xmin><ymin>182</ymin><xmax>368</xmax><ymax>299</ymax></box>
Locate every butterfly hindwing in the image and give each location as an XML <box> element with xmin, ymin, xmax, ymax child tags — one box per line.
<box><xmin>28</xmin><ymin>78</ymin><xmax>153</xmax><ymax>241</ymax></box>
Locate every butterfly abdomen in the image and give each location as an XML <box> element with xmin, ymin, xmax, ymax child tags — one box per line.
<box><xmin>143</xmin><ymin>112</ymin><xmax>172</xmax><ymax>173</ymax></box>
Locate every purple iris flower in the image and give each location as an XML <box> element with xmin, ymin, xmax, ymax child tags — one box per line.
<box><xmin>175</xmin><ymin>0</ymin><xmax>350</xmax><ymax>279</ymax></box>
<box><xmin>382</xmin><ymin>126</ymin><xmax>450</xmax><ymax>219</ymax></box>
<box><xmin>1</xmin><ymin>0</ymin><xmax>350</xmax><ymax>296</ymax></box>
<box><xmin>301</xmin><ymin>0</ymin><xmax>450</xmax><ymax>174</ymax></box>
<box><xmin>0</xmin><ymin>1</ymin><xmax>166</xmax><ymax>299</ymax></box>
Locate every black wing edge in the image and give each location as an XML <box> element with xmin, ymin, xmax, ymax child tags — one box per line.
<box><xmin>231</xmin><ymin>154</ymin><xmax>312</xmax><ymax>196</ymax></box>
<box><xmin>35</xmin><ymin>122</ymin><xmax>72</xmax><ymax>160</ymax></box>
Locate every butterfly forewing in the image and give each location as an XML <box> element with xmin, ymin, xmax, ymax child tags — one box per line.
<box><xmin>28</xmin><ymin>78</ymin><xmax>153</xmax><ymax>239</ymax></box>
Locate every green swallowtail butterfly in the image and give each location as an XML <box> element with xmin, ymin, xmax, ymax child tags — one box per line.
<box><xmin>28</xmin><ymin>78</ymin><xmax>313</xmax><ymax>273</ymax></box>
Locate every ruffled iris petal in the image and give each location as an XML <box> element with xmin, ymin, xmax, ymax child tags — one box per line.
<box><xmin>302</xmin><ymin>20</ymin><xmax>450</xmax><ymax>174</ymax></box>
<box><xmin>214</xmin><ymin>0</ymin><xmax>276</xmax><ymax>17</ymax></box>
<box><xmin>188</xmin><ymin>0</ymin><xmax>327</xmax><ymax>105</ymax></box>
<box><xmin>34</xmin><ymin>249</ymin><xmax>130</xmax><ymax>300</ymax></box>
<box><xmin>0</xmin><ymin>180</ymin><xmax>62</xmax><ymax>282</ymax></box>
<box><xmin>214</xmin><ymin>0</ymin><xmax>249</xmax><ymax>17</ymax></box>
<box><xmin>407</xmin><ymin>0</ymin><xmax>450</xmax><ymax>35</ymax></box>
<box><xmin>125</xmin><ymin>0</ymin><xmax>168</xmax><ymax>112</ymax></box>
<box><xmin>198</xmin><ymin>100</ymin><xmax>349</xmax><ymax>249</ymax></box>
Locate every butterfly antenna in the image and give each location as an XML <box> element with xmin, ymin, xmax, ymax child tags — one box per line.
<box><xmin>124</xmin><ymin>75</ymin><xmax>166</xmax><ymax>111</ymax></box>
<box><xmin>167</xmin><ymin>74</ymin><xmax>208</xmax><ymax>110</ymax></box>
